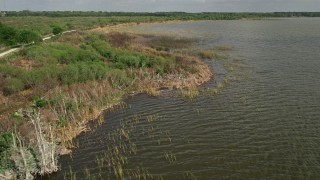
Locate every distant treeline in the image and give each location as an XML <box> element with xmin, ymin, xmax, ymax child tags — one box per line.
<box><xmin>4</xmin><ymin>11</ymin><xmax>320</xmax><ymax>19</ymax></box>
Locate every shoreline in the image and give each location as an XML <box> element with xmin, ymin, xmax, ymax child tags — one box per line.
<box><xmin>0</xmin><ymin>20</ymin><xmax>214</xmax><ymax>179</ymax></box>
<box><xmin>55</xmin><ymin>25</ymin><xmax>214</xmax><ymax>149</ymax></box>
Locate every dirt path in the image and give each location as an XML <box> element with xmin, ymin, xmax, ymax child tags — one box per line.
<box><xmin>0</xmin><ymin>48</ymin><xmax>21</xmax><ymax>58</ymax></box>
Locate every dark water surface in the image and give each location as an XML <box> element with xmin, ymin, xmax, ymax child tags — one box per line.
<box><xmin>46</xmin><ymin>18</ymin><xmax>320</xmax><ymax>179</ymax></box>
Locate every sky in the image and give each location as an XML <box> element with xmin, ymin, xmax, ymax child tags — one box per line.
<box><xmin>1</xmin><ymin>0</ymin><xmax>319</xmax><ymax>12</ymax></box>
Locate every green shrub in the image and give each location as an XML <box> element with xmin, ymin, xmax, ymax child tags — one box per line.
<box><xmin>117</xmin><ymin>55</ymin><xmax>140</xmax><ymax>68</ymax></box>
<box><xmin>90</xmin><ymin>62</ymin><xmax>109</xmax><ymax>80</ymax></box>
<box><xmin>23</xmin><ymin>44</ymin><xmax>102</xmax><ymax>65</ymax></box>
<box><xmin>107</xmin><ymin>69</ymin><xmax>132</xmax><ymax>88</ymax></box>
<box><xmin>77</xmin><ymin>63</ymin><xmax>95</xmax><ymax>83</ymax></box>
<box><xmin>59</xmin><ymin>62</ymin><xmax>108</xmax><ymax>85</ymax></box>
<box><xmin>153</xmin><ymin>57</ymin><xmax>175</xmax><ymax>75</ymax></box>
<box><xmin>139</xmin><ymin>55</ymin><xmax>151</xmax><ymax>68</ymax></box>
<box><xmin>0</xmin><ymin>133</ymin><xmax>14</xmax><ymax>173</ymax></box>
<box><xmin>17</xmin><ymin>30</ymin><xmax>42</xmax><ymax>44</ymax></box>
<box><xmin>3</xmin><ymin>78</ymin><xmax>25</xmax><ymax>95</ymax></box>
<box><xmin>0</xmin><ymin>133</ymin><xmax>13</xmax><ymax>155</ymax></box>
<box><xmin>77</xmin><ymin>49</ymin><xmax>101</xmax><ymax>62</ymax></box>
<box><xmin>0</xmin><ymin>23</ymin><xmax>18</xmax><ymax>46</ymax></box>
<box><xmin>59</xmin><ymin>65</ymin><xmax>79</xmax><ymax>85</ymax></box>
<box><xmin>0</xmin><ymin>23</ymin><xmax>41</xmax><ymax>46</ymax></box>
<box><xmin>52</xmin><ymin>26</ymin><xmax>63</xmax><ymax>35</ymax></box>
<box><xmin>91</xmin><ymin>39</ymin><xmax>114</xmax><ymax>59</ymax></box>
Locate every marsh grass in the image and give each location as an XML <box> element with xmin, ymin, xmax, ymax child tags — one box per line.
<box><xmin>214</xmin><ymin>45</ymin><xmax>234</xmax><ymax>51</ymax></box>
<box><xmin>148</xmin><ymin>35</ymin><xmax>198</xmax><ymax>51</ymax></box>
<box><xmin>145</xmin><ymin>87</ymin><xmax>161</xmax><ymax>97</ymax></box>
<box><xmin>163</xmin><ymin>152</ymin><xmax>177</xmax><ymax>164</ymax></box>
<box><xmin>60</xmin><ymin>113</ymin><xmax>177</xmax><ymax>179</ymax></box>
<box><xmin>179</xmin><ymin>87</ymin><xmax>200</xmax><ymax>101</ymax></box>
<box><xmin>64</xmin><ymin>166</ymin><xmax>77</xmax><ymax>180</ymax></box>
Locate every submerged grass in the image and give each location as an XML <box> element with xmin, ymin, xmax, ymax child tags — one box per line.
<box><xmin>60</xmin><ymin>114</ymin><xmax>173</xmax><ymax>179</ymax></box>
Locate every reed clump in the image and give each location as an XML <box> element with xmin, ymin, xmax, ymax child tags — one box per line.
<box><xmin>179</xmin><ymin>87</ymin><xmax>200</xmax><ymax>101</ymax></box>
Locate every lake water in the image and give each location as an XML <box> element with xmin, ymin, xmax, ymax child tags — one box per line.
<box><xmin>46</xmin><ymin>18</ymin><xmax>320</xmax><ymax>179</ymax></box>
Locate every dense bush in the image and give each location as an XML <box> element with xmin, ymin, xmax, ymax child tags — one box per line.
<box><xmin>23</xmin><ymin>44</ymin><xmax>101</xmax><ymax>65</ymax></box>
<box><xmin>0</xmin><ymin>23</ymin><xmax>18</xmax><ymax>46</ymax></box>
<box><xmin>0</xmin><ymin>23</ymin><xmax>41</xmax><ymax>46</ymax></box>
<box><xmin>52</xmin><ymin>26</ymin><xmax>63</xmax><ymax>35</ymax></box>
<box><xmin>59</xmin><ymin>62</ymin><xmax>109</xmax><ymax>85</ymax></box>
<box><xmin>22</xmin><ymin>66</ymin><xmax>60</xmax><ymax>88</ymax></box>
<box><xmin>90</xmin><ymin>37</ymin><xmax>153</xmax><ymax>69</ymax></box>
<box><xmin>16</xmin><ymin>30</ymin><xmax>42</xmax><ymax>44</ymax></box>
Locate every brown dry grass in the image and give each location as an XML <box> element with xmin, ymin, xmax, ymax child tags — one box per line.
<box><xmin>108</xmin><ymin>32</ymin><xmax>135</xmax><ymax>48</ymax></box>
<box><xmin>55</xmin><ymin>32</ymin><xmax>83</xmax><ymax>47</ymax></box>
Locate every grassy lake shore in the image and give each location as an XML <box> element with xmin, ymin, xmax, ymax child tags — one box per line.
<box><xmin>0</xmin><ymin>20</ymin><xmax>214</xmax><ymax>179</ymax></box>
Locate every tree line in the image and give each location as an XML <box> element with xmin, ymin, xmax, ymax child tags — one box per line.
<box><xmin>3</xmin><ymin>11</ymin><xmax>320</xmax><ymax>18</ymax></box>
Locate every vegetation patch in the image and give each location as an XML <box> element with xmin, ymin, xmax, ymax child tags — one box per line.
<box><xmin>147</xmin><ymin>35</ymin><xmax>198</xmax><ymax>51</ymax></box>
<box><xmin>0</xmin><ymin>18</ymin><xmax>214</xmax><ymax>179</ymax></box>
<box><xmin>179</xmin><ymin>87</ymin><xmax>200</xmax><ymax>101</ymax></box>
<box><xmin>0</xmin><ymin>23</ymin><xmax>42</xmax><ymax>46</ymax></box>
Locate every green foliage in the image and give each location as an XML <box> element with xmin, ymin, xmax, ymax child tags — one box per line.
<box><xmin>110</xmin><ymin>53</ymin><xmax>152</xmax><ymax>69</ymax></box>
<box><xmin>0</xmin><ymin>31</ymin><xmax>178</xmax><ymax>96</ymax></box>
<box><xmin>107</xmin><ymin>69</ymin><xmax>132</xmax><ymax>88</ymax></box>
<box><xmin>0</xmin><ymin>22</ymin><xmax>41</xmax><ymax>46</ymax></box>
<box><xmin>59</xmin><ymin>65</ymin><xmax>79</xmax><ymax>85</ymax></box>
<box><xmin>89</xmin><ymin>37</ymin><xmax>152</xmax><ymax>69</ymax></box>
<box><xmin>152</xmin><ymin>56</ymin><xmax>175</xmax><ymax>75</ymax></box>
<box><xmin>3</xmin><ymin>78</ymin><xmax>25</xmax><ymax>95</ymax></box>
<box><xmin>22</xmin><ymin>66</ymin><xmax>59</xmax><ymax>88</ymax></box>
<box><xmin>17</xmin><ymin>30</ymin><xmax>42</xmax><ymax>44</ymax></box>
<box><xmin>59</xmin><ymin>62</ymin><xmax>109</xmax><ymax>85</ymax></box>
<box><xmin>52</xmin><ymin>26</ymin><xmax>63</xmax><ymax>35</ymax></box>
<box><xmin>22</xmin><ymin>44</ymin><xmax>102</xmax><ymax>66</ymax></box>
<box><xmin>48</xmin><ymin>93</ymin><xmax>65</xmax><ymax>106</ymax></box>
<box><xmin>32</xmin><ymin>96</ymin><xmax>48</xmax><ymax>108</ymax></box>
<box><xmin>0</xmin><ymin>133</ymin><xmax>14</xmax><ymax>173</ymax></box>
<box><xmin>57</xmin><ymin>116</ymin><xmax>68</xmax><ymax>128</ymax></box>
<box><xmin>0</xmin><ymin>22</ymin><xmax>18</xmax><ymax>46</ymax></box>
<box><xmin>0</xmin><ymin>133</ymin><xmax>13</xmax><ymax>155</ymax></box>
